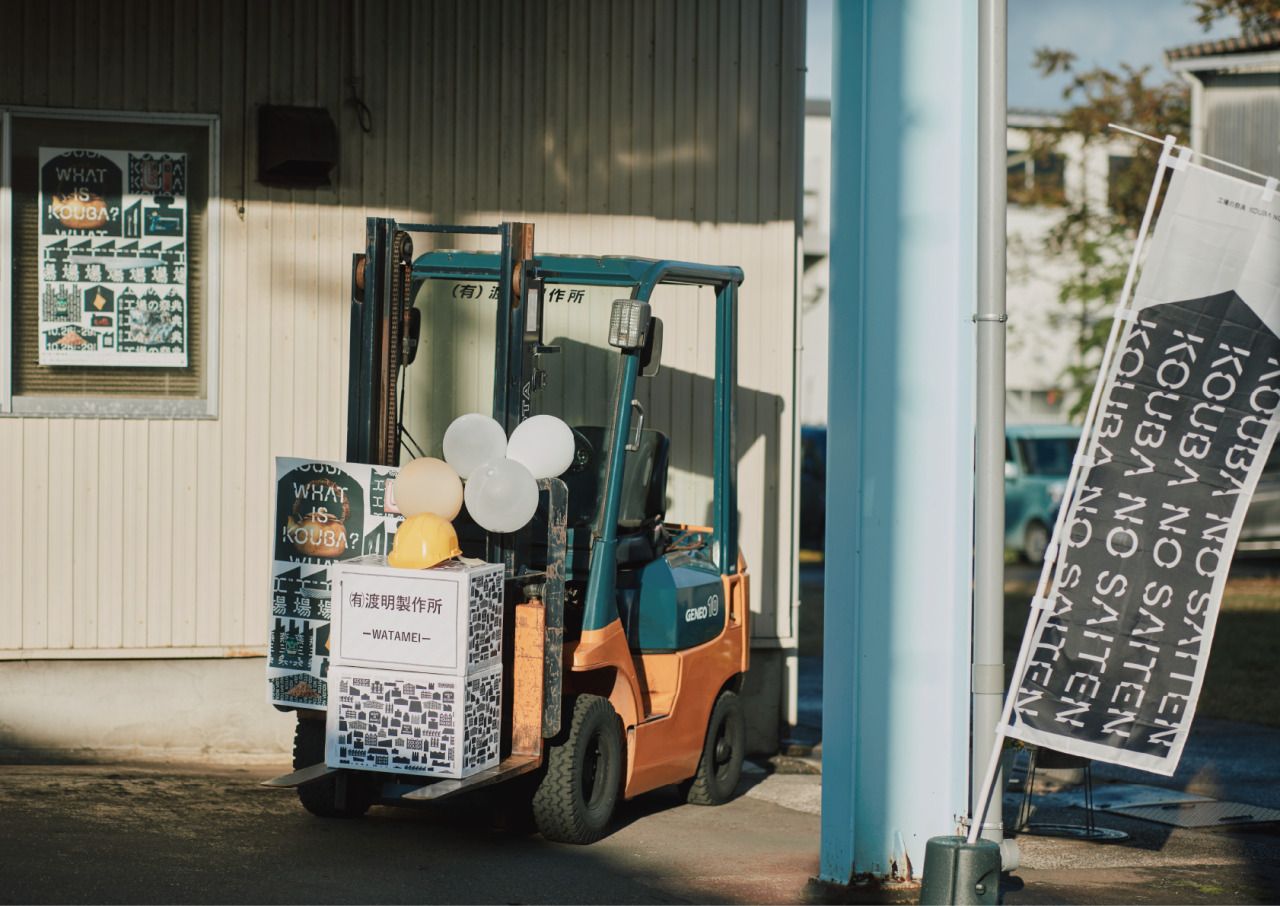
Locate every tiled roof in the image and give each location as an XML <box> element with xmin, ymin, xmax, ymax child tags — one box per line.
<box><xmin>1165</xmin><ymin>29</ymin><xmax>1280</xmax><ymax>62</ymax></box>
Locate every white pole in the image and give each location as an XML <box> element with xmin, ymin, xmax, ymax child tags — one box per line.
<box><xmin>970</xmin><ymin>0</ymin><xmax>1007</xmax><ymax>848</ymax></box>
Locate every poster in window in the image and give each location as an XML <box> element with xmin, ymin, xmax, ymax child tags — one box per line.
<box><xmin>37</xmin><ymin>147</ymin><xmax>188</xmax><ymax>367</ymax></box>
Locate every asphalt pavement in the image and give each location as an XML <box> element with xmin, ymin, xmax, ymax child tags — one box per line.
<box><xmin>1001</xmin><ymin>717</ymin><xmax>1280</xmax><ymax>905</ymax></box>
<box><xmin>0</xmin><ymin>761</ymin><xmax>819</xmax><ymax>904</ymax></box>
<box><xmin>4</xmin><ymin>558</ymin><xmax>1278</xmax><ymax>904</ymax></box>
<box><xmin>4</xmin><ymin>726</ymin><xmax>1280</xmax><ymax>903</ymax></box>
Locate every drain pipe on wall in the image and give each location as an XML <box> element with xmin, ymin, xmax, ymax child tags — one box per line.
<box><xmin>1174</xmin><ymin>66</ymin><xmax>1206</xmax><ymax>155</ymax></box>
<box><xmin>971</xmin><ymin>0</ymin><xmax>1017</xmax><ymax>872</ymax></box>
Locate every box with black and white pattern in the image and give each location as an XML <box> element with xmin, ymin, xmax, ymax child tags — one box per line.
<box><xmin>325</xmin><ymin>663</ymin><xmax>502</xmax><ymax>779</ymax></box>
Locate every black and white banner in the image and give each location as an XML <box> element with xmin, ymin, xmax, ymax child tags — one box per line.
<box><xmin>1004</xmin><ymin>157</ymin><xmax>1280</xmax><ymax>774</ymax></box>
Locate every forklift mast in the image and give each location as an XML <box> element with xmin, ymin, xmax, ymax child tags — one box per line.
<box><xmin>346</xmin><ymin>219</ymin><xmax>537</xmax><ymax>466</ymax></box>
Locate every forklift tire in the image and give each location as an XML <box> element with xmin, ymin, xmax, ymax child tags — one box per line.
<box><xmin>531</xmin><ymin>695</ymin><xmax>623</xmax><ymax>844</ymax></box>
<box><xmin>684</xmin><ymin>689</ymin><xmax>746</xmax><ymax>806</ymax></box>
<box><xmin>292</xmin><ymin>718</ymin><xmax>374</xmax><ymax>819</ymax></box>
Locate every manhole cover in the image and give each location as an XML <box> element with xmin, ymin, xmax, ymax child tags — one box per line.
<box><xmin>1110</xmin><ymin>800</ymin><xmax>1280</xmax><ymax>828</ymax></box>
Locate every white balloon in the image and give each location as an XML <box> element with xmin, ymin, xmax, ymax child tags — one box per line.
<box><xmin>443</xmin><ymin>413</ymin><xmax>508</xmax><ymax>480</ymax></box>
<box><xmin>464</xmin><ymin>457</ymin><xmax>540</xmax><ymax>534</ymax></box>
<box><xmin>507</xmin><ymin>414</ymin><xmax>576</xmax><ymax>479</ymax></box>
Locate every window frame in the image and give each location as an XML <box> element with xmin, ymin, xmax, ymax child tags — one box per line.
<box><xmin>0</xmin><ymin>106</ymin><xmax>220</xmax><ymax>419</ymax></box>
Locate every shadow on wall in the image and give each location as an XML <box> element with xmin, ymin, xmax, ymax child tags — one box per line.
<box><xmin>0</xmin><ymin>657</ymin><xmax>295</xmax><ymax>763</ymax></box>
<box><xmin>545</xmin><ymin>337</ymin><xmax>785</xmax><ymax>596</ymax></box>
<box><xmin>213</xmin><ymin>0</ymin><xmax>804</xmax><ymax>227</ymax></box>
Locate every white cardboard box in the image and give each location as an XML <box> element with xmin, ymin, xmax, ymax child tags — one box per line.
<box><xmin>330</xmin><ymin>556</ymin><xmax>504</xmax><ymax>675</ymax></box>
<box><xmin>325</xmin><ymin>664</ymin><xmax>502</xmax><ymax>778</ymax></box>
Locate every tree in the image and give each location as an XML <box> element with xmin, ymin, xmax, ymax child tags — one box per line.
<box><xmin>1192</xmin><ymin>0</ymin><xmax>1280</xmax><ymax>34</ymax></box>
<box><xmin>1024</xmin><ymin>56</ymin><xmax>1188</xmax><ymax>419</ymax></box>
<box><xmin>1024</xmin><ymin>0</ymin><xmax>1275</xmax><ymax>419</ymax></box>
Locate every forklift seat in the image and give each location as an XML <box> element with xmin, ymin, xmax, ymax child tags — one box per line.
<box><xmin>563</xmin><ymin>426</ymin><xmax>670</xmax><ymax>565</ymax></box>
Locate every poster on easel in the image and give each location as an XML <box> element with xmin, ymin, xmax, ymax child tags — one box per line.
<box><xmin>37</xmin><ymin>147</ymin><xmax>188</xmax><ymax>367</ymax></box>
<box><xmin>267</xmin><ymin>458</ymin><xmax>404</xmax><ymax>710</ymax></box>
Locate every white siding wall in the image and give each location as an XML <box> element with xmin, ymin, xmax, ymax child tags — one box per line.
<box><xmin>0</xmin><ymin>0</ymin><xmax>803</xmax><ymax>659</ymax></box>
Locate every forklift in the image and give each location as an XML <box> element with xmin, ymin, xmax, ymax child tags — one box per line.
<box><xmin>275</xmin><ymin>220</ymin><xmax>749</xmax><ymax>844</ymax></box>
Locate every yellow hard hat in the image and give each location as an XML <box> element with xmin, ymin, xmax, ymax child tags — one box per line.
<box><xmin>387</xmin><ymin>512</ymin><xmax>463</xmax><ymax>569</ymax></box>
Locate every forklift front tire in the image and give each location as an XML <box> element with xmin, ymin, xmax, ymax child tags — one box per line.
<box><xmin>531</xmin><ymin>694</ymin><xmax>623</xmax><ymax>844</ymax></box>
<box><xmin>684</xmin><ymin>689</ymin><xmax>746</xmax><ymax>806</ymax></box>
<box><xmin>292</xmin><ymin>718</ymin><xmax>374</xmax><ymax>819</ymax></box>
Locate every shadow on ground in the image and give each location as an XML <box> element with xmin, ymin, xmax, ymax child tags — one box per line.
<box><xmin>0</xmin><ymin>762</ymin><xmax>819</xmax><ymax>905</ymax></box>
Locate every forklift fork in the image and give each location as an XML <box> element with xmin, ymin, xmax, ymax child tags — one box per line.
<box><xmin>263</xmin><ymin>477</ymin><xmax>566</xmax><ymax>802</ymax></box>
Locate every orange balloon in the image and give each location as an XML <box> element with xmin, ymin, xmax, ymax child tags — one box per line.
<box><xmin>394</xmin><ymin>457</ymin><xmax>463</xmax><ymax>520</ymax></box>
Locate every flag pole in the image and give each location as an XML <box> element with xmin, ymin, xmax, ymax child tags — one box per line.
<box><xmin>965</xmin><ymin>133</ymin><xmax>1180</xmax><ymax>846</ymax></box>
<box><xmin>1108</xmin><ymin>123</ymin><xmax>1279</xmax><ymax>186</ymax></box>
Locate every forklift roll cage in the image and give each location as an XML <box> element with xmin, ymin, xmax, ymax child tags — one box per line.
<box><xmin>347</xmin><ymin>218</ymin><xmax>743</xmax><ymax>651</ymax></box>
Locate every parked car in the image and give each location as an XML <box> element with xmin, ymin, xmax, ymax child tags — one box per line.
<box><xmin>1238</xmin><ymin>442</ymin><xmax>1280</xmax><ymax>554</ymax></box>
<box><xmin>1005</xmin><ymin>424</ymin><xmax>1080</xmax><ymax>564</ymax></box>
<box><xmin>799</xmin><ymin>419</ymin><xmax>1280</xmax><ymax>564</ymax></box>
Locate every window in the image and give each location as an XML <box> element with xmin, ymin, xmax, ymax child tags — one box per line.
<box><xmin>1007</xmin><ymin>149</ymin><xmax>1067</xmax><ymax>207</ymax></box>
<box><xmin>1017</xmin><ymin>437</ymin><xmax>1076</xmax><ymax>478</ymax></box>
<box><xmin>1</xmin><ymin>109</ymin><xmax>219</xmax><ymax>417</ymax></box>
<box><xmin>1108</xmin><ymin>154</ymin><xmax>1136</xmax><ymax>217</ymax></box>
<box><xmin>803</xmin><ymin>187</ymin><xmax>822</xmax><ymax>236</ymax></box>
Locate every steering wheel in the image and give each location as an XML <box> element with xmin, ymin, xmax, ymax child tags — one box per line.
<box><xmin>568</xmin><ymin>427</ymin><xmax>595</xmax><ymax>474</ymax></box>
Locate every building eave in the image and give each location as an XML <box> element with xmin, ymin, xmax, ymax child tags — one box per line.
<box><xmin>1167</xmin><ymin>48</ymin><xmax>1280</xmax><ymax>74</ymax></box>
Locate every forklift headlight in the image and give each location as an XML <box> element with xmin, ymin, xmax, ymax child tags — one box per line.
<box><xmin>608</xmin><ymin>299</ymin><xmax>652</xmax><ymax>350</ymax></box>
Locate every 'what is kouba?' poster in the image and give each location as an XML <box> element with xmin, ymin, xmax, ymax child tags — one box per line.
<box><xmin>38</xmin><ymin>147</ymin><xmax>188</xmax><ymax>367</ymax></box>
<box><xmin>1004</xmin><ymin>157</ymin><xmax>1280</xmax><ymax>775</ymax></box>
<box><xmin>267</xmin><ymin>458</ymin><xmax>403</xmax><ymax>710</ymax></box>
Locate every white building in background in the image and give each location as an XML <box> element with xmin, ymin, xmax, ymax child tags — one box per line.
<box><xmin>799</xmin><ymin>103</ymin><xmax>1134</xmax><ymax>428</ymax></box>
<box><xmin>1007</xmin><ymin>30</ymin><xmax>1280</xmax><ymax>423</ymax></box>
<box><xmin>800</xmin><ymin>100</ymin><xmax>832</xmax><ymax>428</ymax></box>
<box><xmin>1005</xmin><ymin>110</ymin><xmax>1134</xmax><ymax>424</ymax></box>
<box><xmin>1166</xmin><ymin>30</ymin><xmax>1280</xmax><ymax>176</ymax></box>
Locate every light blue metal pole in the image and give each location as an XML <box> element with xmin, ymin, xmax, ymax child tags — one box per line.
<box><xmin>821</xmin><ymin>0</ymin><xmax>978</xmax><ymax>884</ymax></box>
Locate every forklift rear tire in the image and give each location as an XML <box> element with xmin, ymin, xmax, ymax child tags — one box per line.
<box><xmin>531</xmin><ymin>695</ymin><xmax>623</xmax><ymax>844</ymax></box>
<box><xmin>684</xmin><ymin>689</ymin><xmax>746</xmax><ymax>806</ymax></box>
<box><xmin>292</xmin><ymin>718</ymin><xmax>374</xmax><ymax>819</ymax></box>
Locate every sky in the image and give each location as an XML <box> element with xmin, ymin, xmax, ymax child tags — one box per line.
<box><xmin>805</xmin><ymin>0</ymin><xmax>1239</xmax><ymax>110</ymax></box>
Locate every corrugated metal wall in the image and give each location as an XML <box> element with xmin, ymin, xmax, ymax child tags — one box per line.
<box><xmin>1202</xmin><ymin>72</ymin><xmax>1280</xmax><ymax>178</ymax></box>
<box><xmin>0</xmin><ymin>0</ymin><xmax>803</xmax><ymax>658</ymax></box>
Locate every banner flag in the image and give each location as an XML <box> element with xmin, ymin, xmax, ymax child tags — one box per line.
<box><xmin>1003</xmin><ymin>158</ymin><xmax>1280</xmax><ymax>774</ymax></box>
